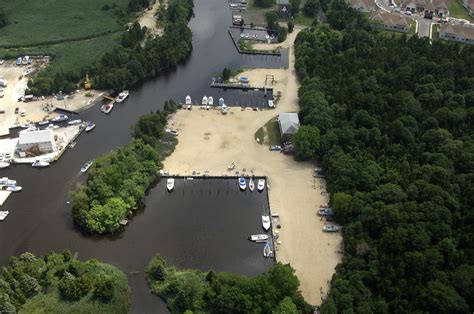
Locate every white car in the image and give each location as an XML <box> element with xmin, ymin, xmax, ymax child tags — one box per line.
<box><xmin>405</xmin><ymin>10</ymin><xmax>412</xmax><ymax>15</ymax></box>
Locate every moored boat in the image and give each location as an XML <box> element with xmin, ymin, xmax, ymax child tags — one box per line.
<box><xmin>0</xmin><ymin>162</ymin><xmax>10</xmax><ymax>169</ymax></box>
<box><xmin>116</xmin><ymin>90</ymin><xmax>129</xmax><ymax>103</ymax></box>
<box><xmin>85</xmin><ymin>121</ymin><xmax>96</xmax><ymax>132</ymax></box>
<box><xmin>51</xmin><ymin>114</ymin><xmax>68</xmax><ymax>122</ymax></box>
<box><xmin>100</xmin><ymin>103</ymin><xmax>114</xmax><ymax>114</ymax></box>
<box><xmin>202</xmin><ymin>96</ymin><xmax>208</xmax><ymax>106</ymax></box>
<box><xmin>208</xmin><ymin>96</ymin><xmax>214</xmax><ymax>106</ymax></box>
<box><xmin>263</xmin><ymin>241</ymin><xmax>273</xmax><ymax>258</ymax></box>
<box><xmin>67</xmin><ymin>119</ymin><xmax>82</xmax><ymax>125</ymax></box>
<box><xmin>167</xmin><ymin>178</ymin><xmax>175</xmax><ymax>191</ymax></box>
<box><xmin>257</xmin><ymin>178</ymin><xmax>265</xmax><ymax>191</ymax></box>
<box><xmin>185</xmin><ymin>95</ymin><xmax>192</xmax><ymax>110</ymax></box>
<box><xmin>38</xmin><ymin>119</ymin><xmax>49</xmax><ymax>126</ymax></box>
<box><xmin>0</xmin><ymin>211</ymin><xmax>9</xmax><ymax>221</ymax></box>
<box><xmin>249</xmin><ymin>178</ymin><xmax>255</xmax><ymax>191</ymax></box>
<box><xmin>32</xmin><ymin>160</ymin><xmax>50</xmax><ymax>168</ymax></box>
<box><xmin>249</xmin><ymin>234</ymin><xmax>269</xmax><ymax>242</ymax></box>
<box><xmin>81</xmin><ymin>161</ymin><xmax>93</xmax><ymax>173</ymax></box>
<box><xmin>4</xmin><ymin>185</ymin><xmax>22</xmax><ymax>192</ymax></box>
<box><xmin>238</xmin><ymin>177</ymin><xmax>246</xmax><ymax>190</ymax></box>
<box><xmin>262</xmin><ymin>215</ymin><xmax>270</xmax><ymax>231</ymax></box>
<box><xmin>0</xmin><ymin>177</ymin><xmax>17</xmax><ymax>186</ymax></box>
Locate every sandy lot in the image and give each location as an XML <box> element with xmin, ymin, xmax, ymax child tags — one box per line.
<box><xmin>163</xmin><ymin>29</ymin><xmax>342</xmax><ymax>305</ymax></box>
<box><xmin>138</xmin><ymin>0</ymin><xmax>164</xmax><ymax>37</ymax></box>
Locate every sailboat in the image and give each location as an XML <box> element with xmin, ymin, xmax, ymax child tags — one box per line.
<box><xmin>263</xmin><ymin>241</ymin><xmax>273</xmax><ymax>258</ymax></box>
<box><xmin>249</xmin><ymin>178</ymin><xmax>255</xmax><ymax>191</ymax></box>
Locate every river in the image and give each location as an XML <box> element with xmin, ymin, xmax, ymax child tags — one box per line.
<box><xmin>0</xmin><ymin>0</ymin><xmax>285</xmax><ymax>312</ymax></box>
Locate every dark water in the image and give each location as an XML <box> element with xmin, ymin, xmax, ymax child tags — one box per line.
<box><xmin>0</xmin><ymin>0</ymin><xmax>284</xmax><ymax>313</ymax></box>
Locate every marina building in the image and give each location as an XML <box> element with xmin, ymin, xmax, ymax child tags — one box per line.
<box><xmin>16</xmin><ymin>129</ymin><xmax>55</xmax><ymax>154</ymax></box>
<box><xmin>278</xmin><ymin>112</ymin><xmax>300</xmax><ymax>138</ymax></box>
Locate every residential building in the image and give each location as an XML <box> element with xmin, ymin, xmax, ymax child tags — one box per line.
<box><xmin>278</xmin><ymin>113</ymin><xmax>300</xmax><ymax>138</ymax></box>
<box><xmin>370</xmin><ymin>11</ymin><xmax>412</xmax><ymax>32</ymax></box>
<box><xmin>401</xmin><ymin>0</ymin><xmax>449</xmax><ymax>15</ymax></box>
<box><xmin>16</xmin><ymin>129</ymin><xmax>55</xmax><ymax>154</ymax></box>
<box><xmin>439</xmin><ymin>22</ymin><xmax>474</xmax><ymax>44</ymax></box>
<box><xmin>349</xmin><ymin>0</ymin><xmax>376</xmax><ymax>12</ymax></box>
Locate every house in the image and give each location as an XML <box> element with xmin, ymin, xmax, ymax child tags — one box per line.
<box><xmin>431</xmin><ymin>0</ymin><xmax>449</xmax><ymax>16</ymax></box>
<box><xmin>439</xmin><ymin>22</ymin><xmax>474</xmax><ymax>44</ymax></box>
<box><xmin>461</xmin><ymin>0</ymin><xmax>474</xmax><ymax>16</ymax></box>
<box><xmin>416</xmin><ymin>0</ymin><xmax>430</xmax><ymax>11</ymax></box>
<box><xmin>349</xmin><ymin>0</ymin><xmax>376</xmax><ymax>12</ymax></box>
<box><xmin>370</xmin><ymin>11</ymin><xmax>412</xmax><ymax>32</ymax></box>
<box><xmin>16</xmin><ymin>129</ymin><xmax>55</xmax><ymax>154</ymax></box>
<box><xmin>278</xmin><ymin>113</ymin><xmax>300</xmax><ymax>138</ymax></box>
<box><xmin>276</xmin><ymin>0</ymin><xmax>291</xmax><ymax>15</ymax></box>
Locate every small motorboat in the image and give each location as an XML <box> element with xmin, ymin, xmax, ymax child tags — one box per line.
<box><xmin>249</xmin><ymin>178</ymin><xmax>255</xmax><ymax>192</ymax></box>
<box><xmin>38</xmin><ymin>119</ymin><xmax>49</xmax><ymax>126</ymax></box>
<box><xmin>323</xmin><ymin>224</ymin><xmax>341</xmax><ymax>232</ymax></box>
<box><xmin>0</xmin><ymin>211</ymin><xmax>9</xmax><ymax>221</ymax></box>
<box><xmin>167</xmin><ymin>178</ymin><xmax>175</xmax><ymax>191</ymax></box>
<box><xmin>0</xmin><ymin>162</ymin><xmax>10</xmax><ymax>169</ymax></box>
<box><xmin>202</xmin><ymin>96</ymin><xmax>208</xmax><ymax>106</ymax></box>
<box><xmin>219</xmin><ymin>98</ymin><xmax>225</xmax><ymax>106</ymax></box>
<box><xmin>318</xmin><ymin>207</ymin><xmax>334</xmax><ymax>217</ymax></box>
<box><xmin>185</xmin><ymin>95</ymin><xmax>192</xmax><ymax>110</ymax></box>
<box><xmin>268</xmin><ymin>100</ymin><xmax>275</xmax><ymax>108</ymax></box>
<box><xmin>249</xmin><ymin>234</ymin><xmax>269</xmax><ymax>242</ymax></box>
<box><xmin>46</xmin><ymin>124</ymin><xmax>59</xmax><ymax>130</ymax></box>
<box><xmin>51</xmin><ymin>114</ymin><xmax>68</xmax><ymax>122</ymax></box>
<box><xmin>262</xmin><ymin>215</ymin><xmax>271</xmax><ymax>231</ymax></box>
<box><xmin>257</xmin><ymin>179</ymin><xmax>265</xmax><ymax>191</ymax></box>
<box><xmin>32</xmin><ymin>160</ymin><xmax>50</xmax><ymax>168</ymax></box>
<box><xmin>81</xmin><ymin>161</ymin><xmax>93</xmax><ymax>173</ymax></box>
<box><xmin>208</xmin><ymin>96</ymin><xmax>214</xmax><ymax>106</ymax></box>
<box><xmin>68</xmin><ymin>119</ymin><xmax>82</xmax><ymax>125</ymax></box>
<box><xmin>85</xmin><ymin>121</ymin><xmax>96</xmax><ymax>132</ymax></box>
<box><xmin>4</xmin><ymin>185</ymin><xmax>22</xmax><ymax>192</ymax></box>
<box><xmin>115</xmin><ymin>90</ymin><xmax>129</xmax><ymax>103</ymax></box>
<box><xmin>100</xmin><ymin>103</ymin><xmax>114</xmax><ymax>114</ymax></box>
<box><xmin>238</xmin><ymin>177</ymin><xmax>246</xmax><ymax>190</ymax></box>
<box><xmin>0</xmin><ymin>177</ymin><xmax>16</xmax><ymax>186</ymax></box>
<box><xmin>263</xmin><ymin>242</ymin><xmax>273</xmax><ymax>258</ymax></box>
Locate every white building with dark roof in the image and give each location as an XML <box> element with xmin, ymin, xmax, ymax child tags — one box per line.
<box><xmin>16</xmin><ymin>129</ymin><xmax>55</xmax><ymax>154</ymax></box>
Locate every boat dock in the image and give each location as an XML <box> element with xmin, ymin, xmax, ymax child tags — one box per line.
<box><xmin>0</xmin><ymin>190</ymin><xmax>12</xmax><ymax>207</ymax></box>
<box><xmin>54</xmin><ymin>123</ymin><xmax>86</xmax><ymax>161</ymax></box>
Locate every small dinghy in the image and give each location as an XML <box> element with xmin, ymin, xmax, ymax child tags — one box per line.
<box><xmin>263</xmin><ymin>242</ymin><xmax>273</xmax><ymax>258</ymax></box>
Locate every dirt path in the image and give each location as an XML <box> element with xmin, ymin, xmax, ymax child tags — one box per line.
<box><xmin>138</xmin><ymin>1</ymin><xmax>161</xmax><ymax>30</ymax></box>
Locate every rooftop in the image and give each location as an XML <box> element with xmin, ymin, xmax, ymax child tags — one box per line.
<box><xmin>278</xmin><ymin>112</ymin><xmax>300</xmax><ymax>135</ymax></box>
<box><xmin>440</xmin><ymin>22</ymin><xmax>474</xmax><ymax>40</ymax></box>
<box><xmin>18</xmin><ymin>129</ymin><xmax>54</xmax><ymax>145</ymax></box>
<box><xmin>370</xmin><ymin>11</ymin><xmax>412</xmax><ymax>27</ymax></box>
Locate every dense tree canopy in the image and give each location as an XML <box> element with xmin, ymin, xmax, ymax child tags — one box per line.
<box><xmin>146</xmin><ymin>255</ymin><xmax>313</xmax><ymax>313</ymax></box>
<box><xmin>0</xmin><ymin>251</ymin><xmax>130</xmax><ymax>313</ymax></box>
<box><xmin>294</xmin><ymin>0</ymin><xmax>474</xmax><ymax>312</ymax></box>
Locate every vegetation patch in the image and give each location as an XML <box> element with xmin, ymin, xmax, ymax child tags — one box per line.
<box><xmin>0</xmin><ymin>251</ymin><xmax>130</xmax><ymax>313</ymax></box>
<box><xmin>295</xmin><ymin>0</ymin><xmax>474</xmax><ymax>312</ymax></box>
<box><xmin>255</xmin><ymin>116</ymin><xmax>282</xmax><ymax>146</ymax></box>
<box><xmin>145</xmin><ymin>254</ymin><xmax>313</xmax><ymax>313</ymax></box>
<box><xmin>448</xmin><ymin>0</ymin><xmax>474</xmax><ymax>22</ymax></box>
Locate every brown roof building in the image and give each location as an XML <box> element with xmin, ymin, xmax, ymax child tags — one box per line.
<box><xmin>439</xmin><ymin>22</ymin><xmax>474</xmax><ymax>44</ymax></box>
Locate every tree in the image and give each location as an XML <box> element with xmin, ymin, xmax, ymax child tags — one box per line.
<box><xmin>222</xmin><ymin>67</ymin><xmax>231</xmax><ymax>81</ymax></box>
<box><xmin>93</xmin><ymin>277</ymin><xmax>115</xmax><ymax>301</ymax></box>
<box><xmin>287</xmin><ymin>20</ymin><xmax>294</xmax><ymax>33</ymax></box>
<box><xmin>303</xmin><ymin>0</ymin><xmax>320</xmax><ymax>17</ymax></box>
<box><xmin>293</xmin><ymin>125</ymin><xmax>320</xmax><ymax>160</ymax></box>
<box><xmin>289</xmin><ymin>0</ymin><xmax>301</xmax><ymax>14</ymax></box>
<box><xmin>265</xmin><ymin>11</ymin><xmax>279</xmax><ymax>30</ymax></box>
<box><xmin>273</xmin><ymin>296</ymin><xmax>298</xmax><ymax>313</ymax></box>
<box><xmin>0</xmin><ymin>9</ymin><xmax>8</xmax><ymax>28</ymax></box>
<box><xmin>255</xmin><ymin>0</ymin><xmax>275</xmax><ymax>8</ymax></box>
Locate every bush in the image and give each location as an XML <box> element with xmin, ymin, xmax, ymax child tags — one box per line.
<box><xmin>222</xmin><ymin>67</ymin><xmax>231</xmax><ymax>81</ymax></box>
<box><xmin>289</xmin><ymin>0</ymin><xmax>301</xmax><ymax>14</ymax></box>
<box><xmin>277</xmin><ymin>26</ymin><xmax>288</xmax><ymax>42</ymax></box>
<box><xmin>303</xmin><ymin>0</ymin><xmax>320</xmax><ymax>17</ymax></box>
<box><xmin>265</xmin><ymin>11</ymin><xmax>279</xmax><ymax>30</ymax></box>
<box><xmin>254</xmin><ymin>0</ymin><xmax>275</xmax><ymax>8</ymax></box>
<box><xmin>287</xmin><ymin>20</ymin><xmax>294</xmax><ymax>33</ymax></box>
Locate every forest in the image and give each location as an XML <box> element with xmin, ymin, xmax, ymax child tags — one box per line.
<box><xmin>27</xmin><ymin>0</ymin><xmax>194</xmax><ymax>95</ymax></box>
<box><xmin>145</xmin><ymin>255</ymin><xmax>313</xmax><ymax>313</ymax></box>
<box><xmin>293</xmin><ymin>0</ymin><xmax>474</xmax><ymax>312</ymax></box>
<box><xmin>72</xmin><ymin>102</ymin><xmax>177</xmax><ymax>234</ymax></box>
<box><xmin>0</xmin><ymin>251</ymin><xmax>130</xmax><ymax>313</ymax></box>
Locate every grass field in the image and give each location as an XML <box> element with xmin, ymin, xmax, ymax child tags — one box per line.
<box><xmin>448</xmin><ymin>0</ymin><xmax>474</xmax><ymax>22</ymax></box>
<box><xmin>255</xmin><ymin>116</ymin><xmax>282</xmax><ymax>146</ymax></box>
<box><xmin>0</xmin><ymin>0</ymin><xmax>129</xmax><ymax>47</ymax></box>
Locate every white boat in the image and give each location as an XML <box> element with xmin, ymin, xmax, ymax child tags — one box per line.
<box><xmin>238</xmin><ymin>177</ymin><xmax>246</xmax><ymax>190</ymax></box>
<box><xmin>32</xmin><ymin>160</ymin><xmax>50</xmax><ymax>168</ymax></box>
<box><xmin>0</xmin><ymin>177</ymin><xmax>16</xmax><ymax>186</ymax></box>
<box><xmin>166</xmin><ymin>178</ymin><xmax>175</xmax><ymax>191</ymax></box>
<box><xmin>81</xmin><ymin>161</ymin><xmax>93</xmax><ymax>173</ymax></box>
<box><xmin>0</xmin><ymin>162</ymin><xmax>9</xmax><ymax>169</ymax></box>
<box><xmin>262</xmin><ymin>215</ymin><xmax>271</xmax><ymax>231</ymax></box>
<box><xmin>38</xmin><ymin>119</ymin><xmax>49</xmax><ymax>126</ymax></box>
<box><xmin>101</xmin><ymin>103</ymin><xmax>114</xmax><ymax>114</ymax></box>
<box><xmin>219</xmin><ymin>98</ymin><xmax>225</xmax><ymax>106</ymax></box>
<box><xmin>257</xmin><ymin>179</ymin><xmax>265</xmax><ymax>191</ymax></box>
<box><xmin>208</xmin><ymin>96</ymin><xmax>214</xmax><ymax>106</ymax></box>
<box><xmin>0</xmin><ymin>211</ymin><xmax>9</xmax><ymax>221</ymax></box>
<box><xmin>249</xmin><ymin>234</ymin><xmax>269</xmax><ymax>242</ymax></box>
<box><xmin>51</xmin><ymin>114</ymin><xmax>68</xmax><ymax>122</ymax></box>
<box><xmin>268</xmin><ymin>100</ymin><xmax>275</xmax><ymax>108</ymax></box>
<box><xmin>227</xmin><ymin>162</ymin><xmax>235</xmax><ymax>170</ymax></box>
<box><xmin>249</xmin><ymin>178</ymin><xmax>255</xmax><ymax>191</ymax></box>
<box><xmin>263</xmin><ymin>241</ymin><xmax>273</xmax><ymax>258</ymax></box>
<box><xmin>202</xmin><ymin>96</ymin><xmax>208</xmax><ymax>106</ymax></box>
<box><xmin>68</xmin><ymin>119</ymin><xmax>82</xmax><ymax>125</ymax></box>
<box><xmin>323</xmin><ymin>224</ymin><xmax>341</xmax><ymax>232</ymax></box>
<box><xmin>85</xmin><ymin>122</ymin><xmax>95</xmax><ymax>132</ymax></box>
<box><xmin>4</xmin><ymin>185</ymin><xmax>22</xmax><ymax>192</ymax></box>
<box><xmin>46</xmin><ymin>123</ymin><xmax>59</xmax><ymax>130</ymax></box>
<box><xmin>116</xmin><ymin>90</ymin><xmax>129</xmax><ymax>103</ymax></box>
<box><xmin>185</xmin><ymin>95</ymin><xmax>192</xmax><ymax>105</ymax></box>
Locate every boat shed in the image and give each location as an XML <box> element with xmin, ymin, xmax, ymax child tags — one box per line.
<box><xmin>278</xmin><ymin>112</ymin><xmax>300</xmax><ymax>137</ymax></box>
<box><xmin>16</xmin><ymin>129</ymin><xmax>54</xmax><ymax>154</ymax></box>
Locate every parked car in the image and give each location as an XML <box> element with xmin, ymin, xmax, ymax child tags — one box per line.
<box><xmin>405</xmin><ymin>10</ymin><xmax>412</xmax><ymax>15</ymax></box>
<box><xmin>14</xmin><ymin>107</ymin><xmax>19</xmax><ymax>114</ymax></box>
<box><xmin>269</xmin><ymin>145</ymin><xmax>282</xmax><ymax>151</ymax></box>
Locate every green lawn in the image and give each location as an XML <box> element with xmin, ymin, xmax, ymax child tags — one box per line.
<box><xmin>290</xmin><ymin>14</ymin><xmax>314</xmax><ymax>26</ymax></box>
<box><xmin>432</xmin><ymin>24</ymin><xmax>440</xmax><ymax>41</ymax></box>
<box><xmin>448</xmin><ymin>0</ymin><xmax>474</xmax><ymax>22</ymax></box>
<box><xmin>255</xmin><ymin>116</ymin><xmax>282</xmax><ymax>146</ymax></box>
<box><xmin>0</xmin><ymin>0</ymin><xmax>129</xmax><ymax>47</ymax></box>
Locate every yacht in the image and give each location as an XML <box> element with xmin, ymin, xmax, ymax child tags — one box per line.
<box><xmin>263</xmin><ymin>242</ymin><xmax>273</xmax><ymax>258</ymax></box>
<box><xmin>262</xmin><ymin>215</ymin><xmax>271</xmax><ymax>231</ymax></box>
<box><xmin>81</xmin><ymin>161</ymin><xmax>93</xmax><ymax>173</ymax></box>
<box><xmin>0</xmin><ymin>177</ymin><xmax>17</xmax><ymax>186</ymax></box>
<box><xmin>0</xmin><ymin>211</ymin><xmax>9</xmax><ymax>221</ymax></box>
<box><xmin>51</xmin><ymin>114</ymin><xmax>68</xmax><ymax>122</ymax></box>
<box><xmin>166</xmin><ymin>178</ymin><xmax>175</xmax><ymax>191</ymax></box>
<box><xmin>116</xmin><ymin>90</ymin><xmax>129</xmax><ymax>103</ymax></box>
<box><xmin>249</xmin><ymin>178</ymin><xmax>255</xmax><ymax>191</ymax></box>
<box><xmin>100</xmin><ymin>103</ymin><xmax>114</xmax><ymax>114</ymax></box>
<box><xmin>257</xmin><ymin>178</ymin><xmax>265</xmax><ymax>191</ymax></box>
<box><xmin>85</xmin><ymin>121</ymin><xmax>96</xmax><ymax>132</ymax></box>
<box><xmin>67</xmin><ymin>119</ymin><xmax>82</xmax><ymax>125</ymax></box>
<box><xmin>249</xmin><ymin>234</ymin><xmax>269</xmax><ymax>242</ymax></box>
<box><xmin>4</xmin><ymin>185</ymin><xmax>22</xmax><ymax>192</ymax></box>
<box><xmin>238</xmin><ymin>177</ymin><xmax>246</xmax><ymax>190</ymax></box>
<box><xmin>208</xmin><ymin>96</ymin><xmax>214</xmax><ymax>106</ymax></box>
<box><xmin>32</xmin><ymin>160</ymin><xmax>50</xmax><ymax>168</ymax></box>
<box><xmin>0</xmin><ymin>162</ymin><xmax>10</xmax><ymax>169</ymax></box>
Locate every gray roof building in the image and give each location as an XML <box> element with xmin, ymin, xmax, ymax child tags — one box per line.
<box><xmin>278</xmin><ymin>113</ymin><xmax>300</xmax><ymax>137</ymax></box>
